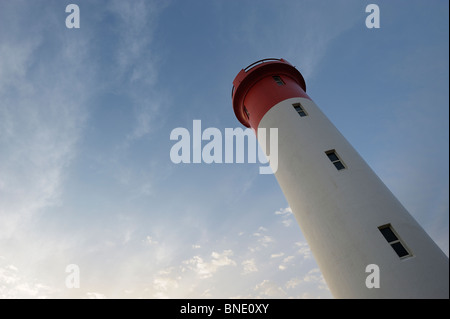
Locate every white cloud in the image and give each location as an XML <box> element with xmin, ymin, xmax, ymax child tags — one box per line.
<box><xmin>252</xmin><ymin>230</ymin><xmax>275</xmax><ymax>248</ymax></box>
<box><xmin>182</xmin><ymin>256</ymin><xmax>210</xmax><ymax>278</ymax></box>
<box><xmin>153</xmin><ymin>276</ymin><xmax>179</xmax><ymax>292</ymax></box>
<box><xmin>241</xmin><ymin>259</ymin><xmax>258</xmax><ymax>275</ymax></box>
<box><xmin>143</xmin><ymin>236</ymin><xmax>158</xmax><ymax>246</ymax></box>
<box><xmin>258</xmin><ymin>236</ymin><xmax>274</xmax><ymax>246</ymax></box>
<box><xmin>254</xmin><ymin>280</ymin><xmax>287</xmax><ymax>298</ymax></box>
<box><xmin>275</xmin><ymin>207</ymin><xmax>295</xmax><ymax>227</ymax></box>
<box><xmin>250</xmin><ymin>226</ymin><xmax>275</xmax><ymax>251</ymax></box>
<box><xmin>282</xmin><ymin>219</ymin><xmax>293</xmax><ymax>227</ymax></box>
<box><xmin>270</xmin><ymin>252</ymin><xmax>284</xmax><ymax>258</ymax></box>
<box><xmin>282</xmin><ymin>256</ymin><xmax>295</xmax><ymax>263</ymax></box>
<box><xmin>0</xmin><ymin>258</ymin><xmax>57</xmax><ymax>298</ymax></box>
<box><xmin>151</xmin><ymin>267</ymin><xmax>182</xmax><ymax>298</ymax></box>
<box><xmin>275</xmin><ymin>207</ymin><xmax>292</xmax><ymax>216</ymax></box>
<box><xmin>285</xmin><ymin>269</ymin><xmax>328</xmax><ymax>293</ymax></box>
<box><xmin>183</xmin><ymin>250</ymin><xmax>236</xmax><ymax>279</ymax></box>
<box><xmin>295</xmin><ymin>242</ymin><xmax>312</xmax><ymax>260</ymax></box>
<box><xmin>211</xmin><ymin>250</ymin><xmax>236</xmax><ymax>267</ymax></box>
<box><xmin>7</xmin><ymin>265</ymin><xmax>18</xmax><ymax>272</ymax></box>
<box><xmin>201</xmin><ymin>289</ymin><xmax>212</xmax><ymax>298</ymax></box>
<box><xmin>286</xmin><ymin>277</ymin><xmax>302</xmax><ymax>289</ymax></box>
<box><xmin>303</xmin><ymin>268</ymin><xmax>328</xmax><ymax>291</ymax></box>
<box><xmin>278</xmin><ymin>256</ymin><xmax>295</xmax><ymax>271</ymax></box>
<box><xmin>157</xmin><ymin>267</ymin><xmax>175</xmax><ymax>276</ymax></box>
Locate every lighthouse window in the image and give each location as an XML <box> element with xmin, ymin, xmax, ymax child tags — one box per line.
<box><xmin>378</xmin><ymin>224</ymin><xmax>412</xmax><ymax>258</ymax></box>
<box><xmin>244</xmin><ymin>106</ymin><xmax>250</xmax><ymax>119</ymax></box>
<box><xmin>379</xmin><ymin>226</ymin><xmax>398</xmax><ymax>242</ymax></box>
<box><xmin>273</xmin><ymin>76</ymin><xmax>285</xmax><ymax>86</ymax></box>
<box><xmin>325</xmin><ymin>150</ymin><xmax>346</xmax><ymax>170</ymax></box>
<box><xmin>293</xmin><ymin>103</ymin><xmax>308</xmax><ymax>117</ymax></box>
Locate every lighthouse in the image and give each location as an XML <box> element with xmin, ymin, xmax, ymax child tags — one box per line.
<box><xmin>231</xmin><ymin>58</ymin><xmax>449</xmax><ymax>298</ymax></box>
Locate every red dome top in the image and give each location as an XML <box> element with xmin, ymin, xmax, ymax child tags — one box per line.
<box><xmin>232</xmin><ymin>58</ymin><xmax>308</xmax><ymax>129</ymax></box>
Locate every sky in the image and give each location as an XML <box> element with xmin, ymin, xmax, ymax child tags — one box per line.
<box><xmin>0</xmin><ymin>0</ymin><xmax>448</xmax><ymax>299</ymax></box>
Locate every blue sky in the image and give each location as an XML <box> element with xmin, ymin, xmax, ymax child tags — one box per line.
<box><xmin>0</xmin><ymin>0</ymin><xmax>448</xmax><ymax>298</ymax></box>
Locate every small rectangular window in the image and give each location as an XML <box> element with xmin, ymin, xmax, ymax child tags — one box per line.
<box><xmin>325</xmin><ymin>150</ymin><xmax>346</xmax><ymax>170</ymax></box>
<box><xmin>273</xmin><ymin>76</ymin><xmax>285</xmax><ymax>86</ymax></box>
<box><xmin>293</xmin><ymin>103</ymin><xmax>308</xmax><ymax>117</ymax></box>
<box><xmin>326</xmin><ymin>152</ymin><xmax>339</xmax><ymax>162</ymax></box>
<box><xmin>333</xmin><ymin>161</ymin><xmax>345</xmax><ymax>170</ymax></box>
<box><xmin>379</xmin><ymin>227</ymin><xmax>398</xmax><ymax>243</ymax></box>
<box><xmin>391</xmin><ymin>242</ymin><xmax>410</xmax><ymax>258</ymax></box>
<box><xmin>244</xmin><ymin>106</ymin><xmax>250</xmax><ymax>119</ymax></box>
<box><xmin>378</xmin><ymin>224</ymin><xmax>412</xmax><ymax>259</ymax></box>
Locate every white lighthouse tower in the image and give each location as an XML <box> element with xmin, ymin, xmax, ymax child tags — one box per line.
<box><xmin>231</xmin><ymin>58</ymin><xmax>449</xmax><ymax>298</ymax></box>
